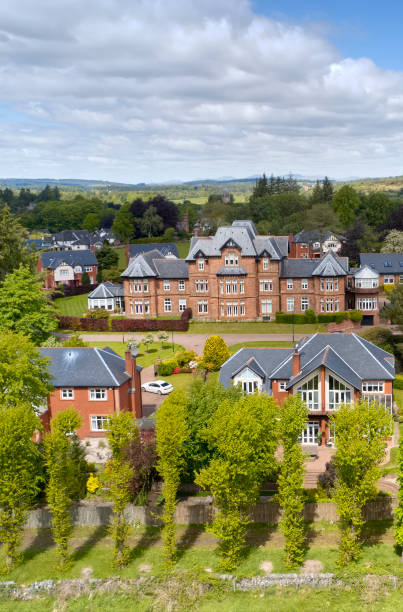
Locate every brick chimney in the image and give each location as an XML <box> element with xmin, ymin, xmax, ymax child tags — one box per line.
<box><xmin>183</xmin><ymin>213</ymin><xmax>189</xmax><ymax>233</ymax></box>
<box><xmin>292</xmin><ymin>350</ymin><xmax>300</xmax><ymax>377</ymax></box>
<box><xmin>125</xmin><ymin>244</ymin><xmax>130</xmax><ymax>265</ymax></box>
<box><xmin>289</xmin><ymin>233</ymin><xmax>295</xmax><ymax>258</ymax></box>
<box><xmin>125</xmin><ymin>347</ymin><xmax>143</xmax><ymax>418</ymax></box>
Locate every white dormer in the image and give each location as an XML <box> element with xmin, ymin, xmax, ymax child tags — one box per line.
<box><xmin>353</xmin><ymin>265</ymin><xmax>379</xmax><ymax>289</ymax></box>
<box><xmin>233</xmin><ymin>367</ymin><xmax>263</xmax><ymax>394</ymax></box>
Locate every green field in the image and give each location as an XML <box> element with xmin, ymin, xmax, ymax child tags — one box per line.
<box><xmin>54</xmin><ymin>293</ymin><xmax>90</xmax><ymax>317</ymax></box>
<box><xmin>188</xmin><ymin>320</ymin><xmax>326</xmax><ymax>334</ymax></box>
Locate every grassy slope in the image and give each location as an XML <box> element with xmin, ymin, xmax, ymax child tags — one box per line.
<box><xmin>54</xmin><ymin>293</ymin><xmax>90</xmax><ymax>317</ymax></box>
<box><xmin>87</xmin><ymin>341</ymin><xmax>185</xmax><ymax>368</ymax></box>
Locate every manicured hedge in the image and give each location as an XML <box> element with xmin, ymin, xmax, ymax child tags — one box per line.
<box><xmin>57</xmin><ymin>315</ymin><xmax>109</xmax><ymax>331</ymax></box>
<box><xmin>111</xmin><ymin>308</ymin><xmax>192</xmax><ymax>332</ymax></box>
<box><xmin>275</xmin><ymin>310</ymin><xmax>362</xmax><ymax>324</ymax></box>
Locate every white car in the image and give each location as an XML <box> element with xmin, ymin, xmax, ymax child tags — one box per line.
<box><xmin>141</xmin><ymin>380</ymin><xmax>174</xmax><ymax>395</ymax></box>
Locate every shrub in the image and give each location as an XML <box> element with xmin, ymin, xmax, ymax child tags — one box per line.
<box><xmin>304</xmin><ymin>308</ymin><xmax>316</xmax><ymax>323</ymax></box>
<box><xmin>57</xmin><ymin>315</ymin><xmax>109</xmax><ymax>331</ymax></box>
<box><xmin>63</xmin><ymin>334</ymin><xmax>89</xmax><ymax>348</ymax></box>
<box><xmin>84</xmin><ymin>308</ymin><xmax>110</xmax><ymax>319</ymax></box>
<box><xmin>81</xmin><ymin>272</ymin><xmax>91</xmax><ymax>286</ymax></box>
<box><xmin>317</xmin><ymin>458</ymin><xmax>336</xmax><ymax>496</ymax></box>
<box><xmin>360</xmin><ymin>327</ymin><xmax>395</xmax><ymax>354</ymax></box>
<box><xmin>348</xmin><ymin>309</ymin><xmax>363</xmax><ymax>322</ymax></box>
<box><xmin>175</xmin><ymin>350</ymin><xmax>196</xmax><ymax>367</ymax></box>
<box><xmin>111</xmin><ymin>308</ymin><xmax>192</xmax><ymax>332</ymax></box>
<box><xmin>200</xmin><ymin>336</ymin><xmax>230</xmax><ymax>371</ymax></box>
<box><xmin>394</xmin><ymin>376</ymin><xmax>403</xmax><ymax>390</ymax></box>
<box><xmin>158</xmin><ymin>359</ymin><xmax>178</xmax><ymax>376</ymax></box>
<box><xmin>125</xmin><ymin>431</ymin><xmax>157</xmax><ymax>501</ymax></box>
<box><xmin>41</xmin><ymin>335</ymin><xmax>62</xmax><ymax>347</ymax></box>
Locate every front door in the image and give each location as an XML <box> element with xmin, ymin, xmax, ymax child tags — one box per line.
<box><xmin>301</xmin><ymin>421</ymin><xmax>319</xmax><ymax>444</ymax></box>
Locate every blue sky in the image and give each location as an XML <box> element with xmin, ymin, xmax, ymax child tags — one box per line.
<box><xmin>1</xmin><ymin>0</ymin><xmax>403</xmax><ymax>182</ymax></box>
<box><xmin>254</xmin><ymin>1</ymin><xmax>403</xmax><ymax>70</ymax></box>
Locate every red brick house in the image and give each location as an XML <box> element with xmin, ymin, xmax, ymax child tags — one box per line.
<box><xmin>39</xmin><ymin>346</ymin><xmax>142</xmax><ymax>439</ymax></box>
<box><xmin>219</xmin><ymin>333</ymin><xmax>394</xmax><ymax>445</ymax></box>
<box><xmin>289</xmin><ymin>230</ymin><xmax>345</xmax><ymax>259</ymax></box>
<box><xmin>37</xmin><ymin>250</ymin><xmax>98</xmax><ymax>289</ymax></box>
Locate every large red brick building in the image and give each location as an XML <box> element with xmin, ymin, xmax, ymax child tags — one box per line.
<box><xmin>38</xmin><ymin>346</ymin><xmax>142</xmax><ymax>439</ymax></box>
<box><xmin>219</xmin><ymin>333</ymin><xmax>394</xmax><ymax>445</ymax></box>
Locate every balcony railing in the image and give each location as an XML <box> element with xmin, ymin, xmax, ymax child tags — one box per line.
<box><xmin>347</xmin><ymin>285</ymin><xmax>380</xmax><ymax>294</ymax></box>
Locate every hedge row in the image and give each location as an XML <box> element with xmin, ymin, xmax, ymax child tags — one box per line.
<box><xmin>275</xmin><ymin>310</ymin><xmax>363</xmax><ymax>324</ymax></box>
<box><xmin>58</xmin><ymin>309</ymin><xmax>192</xmax><ymax>332</ymax></box>
<box><xmin>50</xmin><ymin>284</ymin><xmax>98</xmax><ymax>300</ymax></box>
<box><xmin>111</xmin><ymin>309</ymin><xmax>191</xmax><ymax>332</ymax></box>
<box><xmin>57</xmin><ymin>316</ymin><xmax>109</xmax><ymax>331</ymax></box>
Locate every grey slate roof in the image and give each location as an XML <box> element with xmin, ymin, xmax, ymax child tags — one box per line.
<box><xmin>128</xmin><ymin>243</ymin><xmax>179</xmax><ymax>259</ymax></box>
<box><xmin>186</xmin><ymin>220</ymin><xmax>288</xmax><ymax>261</ymax></box>
<box><xmin>219</xmin><ymin>333</ymin><xmax>395</xmax><ymax>393</ymax></box>
<box><xmin>38</xmin><ymin>347</ymin><xmax>142</xmax><ymax>388</ymax></box>
<box><xmin>216</xmin><ymin>266</ymin><xmax>248</xmax><ymax>276</ymax></box>
<box><xmin>294</xmin><ymin>230</ymin><xmax>344</xmax><ymax>243</ymax></box>
<box><xmin>280</xmin><ymin>252</ymin><xmax>349</xmax><ymax>278</ymax></box>
<box><xmin>121</xmin><ymin>249</ymin><xmax>188</xmax><ymax>279</ymax></box>
<box><xmin>88</xmin><ymin>282</ymin><xmax>124</xmax><ymax>299</ymax></box>
<box><xmin>52</xmin><ymin>230</ymin><xmax>91</xmax><ymax>244</ymax></box>
<box><xmin>40</xmin><ymin>250</ymin><xmax>98</xmax><ymax>269</ymax></box>
<box><xmin>360</xmin><ymin>253</ymin><xmax>403</xmax><ymax>274</ymax></box>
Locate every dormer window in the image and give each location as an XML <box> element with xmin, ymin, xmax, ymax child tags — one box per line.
<box><xmin>198</xmin><ymin>258</ymin><xmax>204</xmax><ymax>271</ymax></box>
<box><xmin>225</xmin><ymin>252</ymin><xmax>238</xmax><ymax>266</ymax></box>
<box><xmin>262</xmin><ymin>258</ymin><xmax>269</xmax><ymax>271</ymax></box>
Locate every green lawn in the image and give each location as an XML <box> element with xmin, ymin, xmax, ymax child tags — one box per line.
<box><xmin>114</xmin><ymin>246</ymin><xmax>126</xmax><ymax>269</ymax></box>
<box><xmin>188</xmin><ymin>320</ymin><xmax>326</xmax><ymax>335</ymax></box>
<box><xmin>229</xmin><ymin>340</ymin><xmax>294</xmax><ymax>353</ymax></box>
<box><xmin>87</xmin><ymin>340</ymin><xmax>185</xmax><ymax>368</ymax></box>
<box><xmin>176</xmin><ymin>241</ymin><xmax>190</xmax><ymax>258</ymax></box>
<box><xmin>54</xmin><ymin>293</ymin><xmax>90</xmax><ymax>317</ymax></box>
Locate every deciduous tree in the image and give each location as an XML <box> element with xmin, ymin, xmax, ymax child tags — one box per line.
<box><xmin>394</xmin><ymin>435</ymin><xmax>403</xmax><ymax>559</ymax></box>
<box><xmin>156</xmin><ymin>390</ymin><xmax>189</xmax><ymax>566</ymax></box>
<box><xmin>0</xmin><ymin>403</ymin><xmax>42</xmax><ymax>571</ymax></box>
<box><xmin>196</xmin><ymin>394</ymin><xmax>278</xmax><ymax>571</ymax></box>
<box><xmin>106</xmin><ymin>412</ymin><xmax>138</xmax><ymax>568</ymax></box>
<box><xmin>111</xmin><ymin>203</ymin><xmax>135</xmax><ymax>242</ymax></box>
<box><xmin>333</xmin><ymin>185</ymin><xmax>360</xmax><ymax>228</ymax></box>
<box><xmin>331</xmin><ymin>400</ymin><xmax>392</xmax><ymax>565</ymax></box>
<box><xmin>0</xmin><ymin>265</ymin><xmax>57</xmax><ymax>344</ymax></box>
<box><xmin>0</xmin><ymin>206</ymin><xmax>35</xmax><ymax>281</ymax></box>
<box><xmin>277</xmin><ymin>395</ymin><xmax>308</xmax><ymax>567</ymax></box>
<box><xmin>381</xmin><ymin>230</ymin><xmax>403</xmax><ymax>253</ymax></box>
<box><xmin>200</xmin><ymin>336</ymin><xmax>230</xmax><ymax>372</ymax></box>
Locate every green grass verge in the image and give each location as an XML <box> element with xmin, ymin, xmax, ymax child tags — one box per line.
<box><xmin>229</xmin><ymin>340</ymin><xmax>294</xmax><ymax>353</ymax></box>
<box><xmin>87</xmin><ymin>341</ymin><xmax>185</xmax><ymax>368</ymax></box>
<box><xmin>188</xmin><ymin>321</ymin><xmax>326</xmax><ymax>334</ymax></box>
<box><xmin>54</xmin><ymin>293</ymin><xmax>90</xmax><ymax>317</ymax></box>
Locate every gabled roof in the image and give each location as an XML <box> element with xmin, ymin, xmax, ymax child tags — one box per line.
<box><xmin>353</xmin><ymin>265</ymin><xmax>379</xmax><ymax>279</ymax></box>
<box><xmin>311</xmin><ymin>252</ymin><xmax>349</xmax><ymax>276</ymax></box>
<box><xmin>360</xmin><ymin>252</ymin><xmax>403</xmax><ymax>274</ymax></box>
<box><xmin>219</xmin><ymin>333</ymin><xmax>395</xmax><ymax>394</ymax></box>
<box><xmin>88</xmin><ymin>282</ymin><xmax>124</xmax><ymax>299</ymax></box>
<box><xmin>40</xmin><ymin>250</ymin><xmax>98</xmax><ymax>269</ymax></box>
<box><xmin>281</xmin><ymin>253</ymin><xmax>349</xmax><ymax>278</ymax></box>
<box><xmin>121</xmin><ymin>249</ymin><xmax>188</xmax><ymax>279</ymax></box>
<box><xmin>294</xmin><ymin>230</ymin><xmax>344</xmax><ymax>243</ymax></box>
<box><xmin>52</xmin><ymin>230</ymin><xmax>91</xmax><ymax>244</ymax></box>
<box><xmin>128</xmin><ymin>243</ymin><xmax>179</xmax><ymax>259</ymax></box>
<box><xmin>38</xmin><ymin>346</ymin><xmax>142</xmax><ymax>388</ymax></box>
<box><xmin>186</xmin><ymin>220</ymin><xmax>288</xmax><ymax>261</ymax></box>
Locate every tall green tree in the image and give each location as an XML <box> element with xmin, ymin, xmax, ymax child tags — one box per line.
<box><xmin>322</xmin><ymin>176</ymin><xmax>334</xmax><ymax>203</ymax></box>
<box><xmin>196</xmin><ymin>394</ymin><xmax>278</xmax><ymax>571</ymax></box>
<box><xmin>106</xmin><ymin>412</ymin><xmax>138</xmax><ymax>568</ymax></box>
<box><xmin>83</xmin><ymin>212</ymin><xmax>100</xmax><ymax>232</ymax></box>
<box><xmin>97</xmin><ymin>243</ymin><xmax>119</xmax><ymax>270</ymax></box>
<box><xmin>0</xmin><ymin>206</ymin><xmax>35</xmax><ymax>281</ymax></box>
<box><xmin>381</xmin><ymin>230</ymin><xmax>403</xmax><ymax>253</ymax></box>
<box><xmin>156</xmin><ymin>390</ymin><xmax>189</xmax><ymax>566</ymax></box>
<box><xmin>394</xmin><ymin>434</ymin><xmax>403</xmax><ymax>559</ymax></box>
<box><xmin>44</xmin><ymin>408</ymin><xmax>83</xmax><ymax>570</ymax></box>
<box><xmin>111</xmin><ymin>203</ymin><xmax>135</xmax><ymax>242</ymax></box>
<box><xmin>382</xmin><ymin>284</ymin><xmax>403</xmax><ymax>329</ymax></box>
<box><xmin>0</xmin><ymin>403</ymin><xmax>42</xmax><ymax>571</ymax></box>
<box><xmin>277</xmin><ymin>395</ymin><xmax>308</xmax><ymax>567</ymax></box>
<box><xmin>310</xmin><ymin>180</ymin><xmax>323</xmax><ymax>204</ymax></box>
<box><xmin>331</xmin><ymin>400</ymin><xmax>392</xmax><ymax>565</ymax></box>
<box><xmin>139</xmin><ymin>205</ymin><xmax>164</xmax><ymax>237</ymax></box>
<box><xmin>0</xmin><ymin>265</ymin><xmax>57</xmax><ymax>344</ymax></box>
<box><xmin>333</xmin><ymin>185</ymin><xmax>360</xmax><ymax>227</ymax></box>
<box><xmin>0</xmin><ymin>331</ymin><xmax>53</xmax><ymax>408</ymax></box>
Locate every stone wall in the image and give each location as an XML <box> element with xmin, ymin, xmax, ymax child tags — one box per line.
<box><xmin>24</xmin><ymin>496</ymin><xmax>397</xmax><ymax>529</ymax></box>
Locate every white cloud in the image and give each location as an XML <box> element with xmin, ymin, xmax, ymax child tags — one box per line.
<box><xmin>0</xmin><ymin>0</ymin><xmax>403</xmax><ymax>181</ymax></box>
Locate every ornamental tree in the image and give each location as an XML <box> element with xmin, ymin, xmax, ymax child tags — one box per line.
<box><xmin>331</xmin><ymin>400</ymin><xmax>392</xmax><ymax>565</ymax></box>
<box><xmin>106</xmin><ymin>412</ymin><xmax>138</xmax><ymax>568</ymax></box>
<box><xmin>277</xmin><ymin>395</ymin><xmax>308</xmax><ymax>567</ymax></box>
<box><xmin>196</xmin><ymin>394</ymin><xmax>278</xmax><ymax>571</ymax></box>
<box><xmin>0</xmin><ymin>403</ymin><xmax>42</xmax><ymax>571</ymax></box>
<box><xmin>394</xmin><ymin>435</ymin><xmax>403</xmax><ymax>558</ymax></box>
<box><xmin>0</xmin><ymin>265</ymin><xmax>57</xmax><ymax>344</ymax></box>
<box><xmin>200</xmin><ymin>336</ymin><xmax>230</xmax><ymax>372</ymax></box>
<box><xmin>44</xmin><ymin>408</ymin><xmax>83</xmax><ymax>570</ymax></box>
<box><xmin>156</xmin><ymin>390</ymin><xmax>189</xmax><ymax>566</ymax></box>
<box><xmin>0</xmin><ymin>331</ymin><xmax>53</xmax><ymax>409</ymax></box>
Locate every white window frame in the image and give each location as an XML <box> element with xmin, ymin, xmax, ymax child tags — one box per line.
<box><xmin>279</xmin><ymin>381</ymin><xmax>287</xmax><ymax>391</ymax></box>
<box><xmin>240</xmin><ymin>280</ymin><xmax>245</xmax><ymax>294</ymax></box>
<box><xmin>286</xmin><ymin>297</ymin><xmax>294</xmax><ymax>312</ymax></box>
<box><xmin>143</xmin><ymin>279</ymin><xmax>149</xmax><ymax>292</ymax></box>
<box><xmin>301</xmin><ymin>297</ymin><xmax>309</xmax><ymax>311</ymax></box>
<box><xmin>198</xmin><ymin>258</ymin><xmax>204</xmax><ymax>271</ymax></box>
<box><xmin>197</xmin><ymin>300</ymin><xmax>208</xmax><ymax>314</ymax></box>
<box><xmin>295</xmin><ymin>374</ymin><xmax>320</xmax><ymax>411</ymax></box>
<box><xmin>60</xmin><ymin>388</ymin><xmax>74</xmax><ymax>400</ymax></box>
<box><xmin>144</xmin><ymin>299</ymin><xmax>150</xmax><ymax>314</ymax></box>
<box><xmin>179</xmin><ymin>298</ymin><xmax>187</xmax><ymax>312</ymax></box>
<box><xmin>178</xmin><ymin>280</ymin><xmax>185</xmax><ymax>291</ymax></box>
<box><xmin>286</xmin><ymin>279</ymin><xmax>293</xmax><ymax>290</ymax></box>
<box><xmin>225</xmin><ymin>252</ymin><xmax>238</xmax><ymax>266</ymax></box>
<box><xmin>240</xmin><ymin>302</ymin><xmax>245</xmax><ymax>315</ymax></box>
<box><xmin>90</xmin><ymin>415</ymin><xmax>109</xmax><ymax>432</ymax></box>
<box><xmin>261</xmin><ymin>298</ymin><xmax>272</xmax><ymax>314</ymax></box>
<box><xmin>262</xmin><ymin>258</ymin><xmax>269</xmax><ymax>270</ymax></box>
<box><xmin>260</xmin><ymin>279</ymin><xmax>273</xmax><ymax>292</ymax></box>
<box><xmin>362</xmin><ymin>381</ymin><xmax>384</xmax><ymax>393</ymax></box>
<box><xmin>384</xmin><ymin>275</ymin><xmax>394</xmax><ymax>284</ymax></box>
<box><xmin>164</xmin><ymin>298</ymin><xmax>172</xmax><ymax>313</ymax></box>
<box><xmin>89</xmin><ymin>388</ymin><xmax>107</xmax><ymax>401</ymax></box>
<box><xmin>327</xmin><ymin>373</ymin><xmax>353</xmax><ymax>411</ymax></box>
<box><xmin>301</xmin><ymin>279</ymin><xmax>308</xmax><ymax>290</ymax></box>
<box><xmin>163</xmin><ymin>280</ymin><xmax>170</xmax><ymax>291</ymax></box>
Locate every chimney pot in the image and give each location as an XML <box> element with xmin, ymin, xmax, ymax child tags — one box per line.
<box><xmin>292</xmin><ymin>350</ymin><xmax>300</xmax><ymax>377</ymax></box>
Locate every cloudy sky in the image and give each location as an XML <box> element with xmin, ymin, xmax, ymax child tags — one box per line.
<box><xmin>1</xmin><ymin>0</ymin><xmax>403</xmax><ymax>183</ymax></box>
